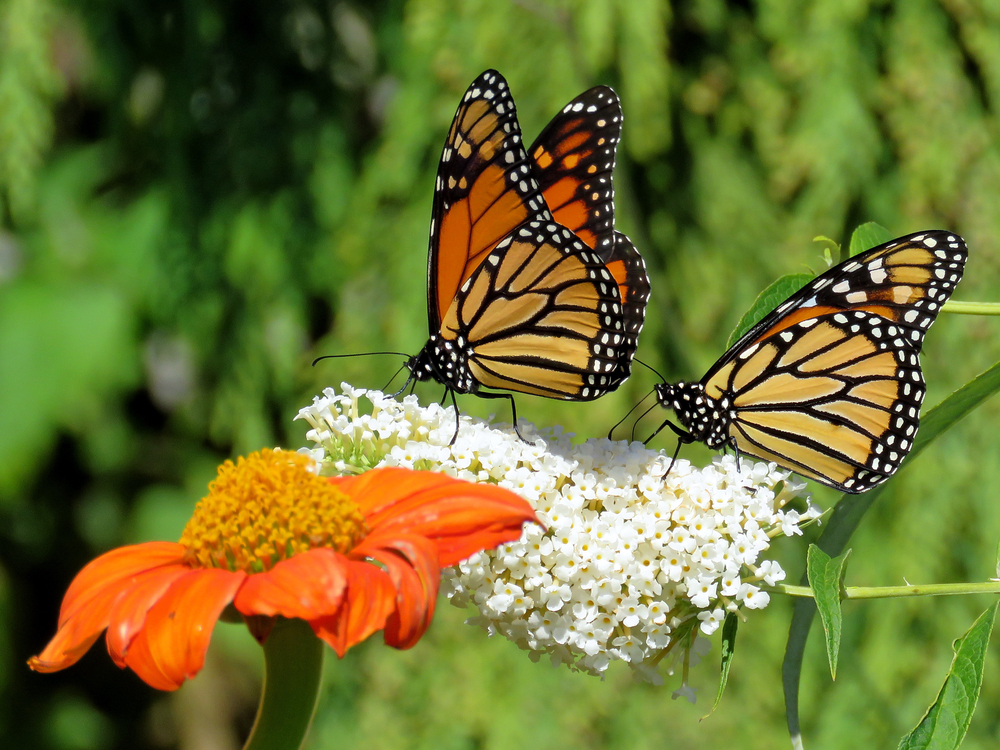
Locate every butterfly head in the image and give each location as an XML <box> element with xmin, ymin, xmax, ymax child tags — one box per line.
<box><xmin>405</xmin><ymin>334</ymin><xmax>476</xmax><ymax>393</ymax></box>
<box><xmin>655</xmin><ymin>381</ymin><xmax>731</xmax><ymax>449</ymax></box>
<box><xmin>405</xmin><ymin>345</ymin><xmax>437</xmax><ymax>384</ymax></box>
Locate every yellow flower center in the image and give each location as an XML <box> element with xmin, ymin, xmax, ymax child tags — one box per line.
<box><xmin>179</xmin><ymin>449</ymin><xmax>368</xmax><ymax>573</ymax></box>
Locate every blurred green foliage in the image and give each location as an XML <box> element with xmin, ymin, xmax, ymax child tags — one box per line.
<box><xmin>1</xmin><ymin>0</ymin><xmax>999</xmax><ymax>748</ymax></box>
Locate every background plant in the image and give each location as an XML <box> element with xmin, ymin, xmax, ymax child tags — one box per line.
<box><xmin>2</xmin><ymin>1</ymin><xmax>999</xmax><ymax>748</ymax></box>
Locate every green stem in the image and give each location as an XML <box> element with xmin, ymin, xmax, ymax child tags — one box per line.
<box><xmin>244</xmin><ymin>618</ymin><xmax>324</xmax><ymax>750</ymax></box>
<box><xmin>942</xmin><ymin>300</ymin><xmax>1000</xmax><ymax>315</ymax></box>
<box><xmin>768</xmin><ymin>581</ymin><xmax>1000</xmax><ymax>600</ymax></box>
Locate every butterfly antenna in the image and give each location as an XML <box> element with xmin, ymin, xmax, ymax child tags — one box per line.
<box><xmin>312</xmin><ymin>351</ymin><xmax>411</xmax><ymax>366</ymax></box>
<box><xmin>634</xmin><ymin>357</ymin><xmax>668</xmax><ymax>383</ymax></box>
<box><xmin>608</xmin><ymin>389</ymin><xmax>655</xmax><ymax>440</ymax></box>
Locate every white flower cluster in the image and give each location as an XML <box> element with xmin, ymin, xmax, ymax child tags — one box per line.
<box><xmin>297</xmin><ymin>384</ymin><xmax>820</xmax><ymax>684</ymax></box>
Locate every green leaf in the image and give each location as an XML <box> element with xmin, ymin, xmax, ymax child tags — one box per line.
<box><xmin>813</xmin><ymin>235</ymin><xmax>841</xmax><ymax>266</ymax></box>
<box><xmin>0</xmin><ymin>281</ymin><xmax>137</xmax><ymax>499</ymax></box>
<box><xmin>726</xmin><ymin>273</ymin><xmax>814</xmax><ymax>348</ymax></box>
<box><xmin>705</xmin><ymin>612</ymin><xmax>739</xmax><ymax>717</ymax></box>
<box><xmin>995</xmin><ymin>538</ymin><xmax>1000</xmax><ymax>581</ymax></box>
<box><xmin>897</xmin><ymin>603</ymin><xmax>998</xmax><ymax>750</ymax></box>
<box><xmin>806</xmin><ymin>545</ymin><xmax>851</xmax><ymax>680</ymax></box>
<box><xmin>783</xmin><ymin>359</ymin><xmax>1000</xmax><ymax>742</ymax></box>
<box><xmin>848</xmin><ymin>221</ymin><xmax>893</xmax><ymax>258</ymax></box>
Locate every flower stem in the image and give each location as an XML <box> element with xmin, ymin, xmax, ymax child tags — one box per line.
<box><xmin>244</xmin><ymin>618</ymin><xmax>324</xmax><ymax>750</ymax></box>
<box><xmin>943</xmin><ymin>300</ymin><xmax>1000</xmax><ymax>315</ymax></box>
<box><xmin>767</xmin><ymin>581</ymin><xmax>1000</xmax><ymax>600</ymax></box>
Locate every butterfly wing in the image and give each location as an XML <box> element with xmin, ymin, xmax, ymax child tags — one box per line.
<box><xmin>529</xmin><ymin>86</ymin><xmax>622</xmax><ymax>249</ymax></box>
<box><xmin>594</xmin><ymin>231</ymin><xmax>650</xmax><ymax>387</ymax></box>
<box><xmin>438</xmin><ymin>221</ymin><xmax>631</xmax><ymax>400</ymax></box>
<box><xmin>701</xmin><ymin>230</ymin><xmax>968</xmax><ymax>492</ymax></box>
<box><xmin>428</xmin><ymin>70</ymin><xmax>551</xmax><ymax>333</ymax></box>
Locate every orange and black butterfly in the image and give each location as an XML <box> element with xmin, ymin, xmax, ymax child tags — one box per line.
<box><xmin>404</xmin><ymin>70</ymin><xmax>649</xmax><ymax>427</ymax></box>
<box><xmin>652</xmin><ymin>231</ymin><xmax>968</xmax><ymax>493</ymax></box>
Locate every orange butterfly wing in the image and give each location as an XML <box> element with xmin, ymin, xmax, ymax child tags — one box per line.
<box><xmin>694</xmin><ymin>230</ymin><xmax>969</xmax><ymax>492</ymax></box>
<box><xmin>594</xmin><ymin>231</ymin><xmax>650</xmax><ymax>388</ymax></box>
<box><xmin>438</xmin><ymin>221</ymin><xmax>633</xmax><ymax>400</ymax></box>
<box><xmin>427</xmin><ymin>70</ymin><xmax>551</xmax><ymax>332</ymax></box>
<box><xmin>529</xmin><ymin>86</ymin><xmax>622</xmax><ymax>250</ymax></box>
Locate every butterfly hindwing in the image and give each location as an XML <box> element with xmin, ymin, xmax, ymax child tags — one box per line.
<box><xmin>529</xmin><ymin>86</ymin><xmax>622</xmax><ymax>249</ymax></box>
<box><xmin>703</xmin><ymin>309</ymin><xmax>926</xmax><ymax>492</ymax></box>
<box><xmin>595</xmin><ymin>231</ymin><xmax>650</xmax><ymax>388</ymax></box>
<box><xmin>428</xmin><ymin>70</ymin><xmax>551</xmax><ymax>332</ymax></box>
<box><xmin>661</xmin><ymin>230</ymin><xmax>968</xmax><ymax>494</ymax></box>
<box><xmin>438</xmin><ymin>221</ymin><xmax>631</xmax><ymax>400</ymax></box>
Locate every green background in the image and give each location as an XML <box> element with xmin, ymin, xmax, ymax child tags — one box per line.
<box><xmin>2</xmin><ymin>0</ymin><xmax>999</xmax><ymax>748</ymax></box>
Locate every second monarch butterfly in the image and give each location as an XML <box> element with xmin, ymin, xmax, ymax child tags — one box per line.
<box><xmin>403</xmin><ymin>70</ymin><xmax>649</xmax><ymax>434</ymax></box>
<box><xmin>650</xmin><ymin>230</ymin><xmax>968</xmax><ymax>493</ymax></box>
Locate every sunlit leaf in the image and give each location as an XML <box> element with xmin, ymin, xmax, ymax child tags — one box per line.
<box><xmin>726</xmin><ymin>274</ymin><xmax>813</xmax><ymax>348</ymax></box>
<box><xmin>807</xmin><ymin>545</ymin><xmax>851</xmax><ymax>680</ymax></box>
<box><xmin>848</xmin><ymin>221</ymin><xmax>893</xmax><ymax>257</ymax></box>
<box><xmin>784</xmin><ymin>359</ymin><xmax>1000</xmax><ymax>743</ymax></box>
<box><xmin>897</xmin><ymin>604</ymin><xmax>998</xmax><ymax>750</ymax></box>
<box><xmin>706</xmin><ymin>613</ymin><xmax>738</xmax><ymax>717</ymax></box>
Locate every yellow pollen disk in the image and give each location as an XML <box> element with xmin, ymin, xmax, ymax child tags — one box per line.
<box><xmin>179</xmin><ymin>449</ymin><xmax>368</xmax><ymax>574</ymax></box>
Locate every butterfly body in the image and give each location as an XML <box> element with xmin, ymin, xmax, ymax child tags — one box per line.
<box><xmin>654</xmin><ymin>230</ymin><xmax>968</xmax><ymax>493</ymax></box>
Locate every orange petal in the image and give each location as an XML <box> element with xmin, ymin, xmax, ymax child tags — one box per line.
<box><xmin>310</xmin><ymin>560</ymin><xmax>395</xmax><ymax>658</ymax></box>
<box><xmin>105</xmin><ymin>565</ymin><xmax>193</xmax><ymax>667</ymax></box>
<box><xmin>233</xmin><ymin>549</ymin><xmax>348</xmax><ymax>621</ymax></box>
<box><xmin>120</xmin><ymin>625</ymin><xmax>181</xmax><ymax>691</ymax></box>
<box><xmin>28</xmin><ymin>632</ymin><xmax>102</xmax><ymax>674</ymax></box>
<box><xmin>333</xmin><ymin>469</ymin><xmax>537</xmax><ymax>566</ymax></box>
<box><xmin>28</xmin><ymin>558</ymin><xmax>189</xmax><ymax>674</ymax></box>
<box><xmin>352</xmin><ymin>533</ymin><xmax>440</xmax><ymax>649</ymax></box>
<box><xmin>59</xmin><ymin>542</ymin><xmax>187</xmax><ymax>627</ymax></box>
<box><xmin>123</xmin><ymin>568</ymin><xmax>244</xmax><ymax>690</ymax></box>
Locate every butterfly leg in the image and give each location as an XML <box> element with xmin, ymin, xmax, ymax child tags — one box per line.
<box><xmin>439</xmin><ymin>386</ymin><xmax>450</xmax><ymax>405</ymax></box>
<box><xmin>390</xmin><ymin>372</ymin><xmax>416</xmax><ymax>399</ymax></box>
<box><xmin>607</xmin><ymin>390</ymin><xmax>656</xmax><ymax>441</ymax></box>
<box><xmin>478</xmin><ymin>391</ymin><xmax>534</xmax><ymax>444</ymax></box>
<box><xmin>728</xmin><ymin>436</ymin><xmax>743</xmax><ymax>473</ymax></box>
<box><xmin>448</xmin><ymin>389</ymin><xmax>460</xmax><ymax>446</ymax></box>
<box><xmin>645</xmin><ymin>420</ymin><xmax>694</xmax><ymax>482</ymax></box>
<box><xmin>382</xmin><ymin>364</ymin><xmax>408</xmax><ymax>393</ymax></box>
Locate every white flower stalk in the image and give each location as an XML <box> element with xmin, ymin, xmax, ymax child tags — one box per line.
<box><xmin>297</xmin><ymin>384</ymin><xmax>820</xmax><ymax>685</ymax></box>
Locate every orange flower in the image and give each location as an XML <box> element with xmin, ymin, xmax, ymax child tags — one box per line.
<box><xmin>29</xmin><ymin>450</ymin><xmax>536</xmax><ymax>690</ymax></box>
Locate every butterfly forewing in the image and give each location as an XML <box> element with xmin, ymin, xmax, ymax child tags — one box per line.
<box><xmin>529</xmin><ymin>87</ymin><xmax>622</xmax><ymax>249</ymax></box>
<box><xmin>682</xmin><ymin>230</ymin><xmax>968</xmax><ymax>493</ymax></box>
<box><xmin>716</xmin><ymin>231</ymin><xmax>968</xmax><ymax>370</ymax></box>
<box><xmin>428</xmin><ymin>70</ymin><xmax>551</xmax><ymax>332</ymax></box>
<box><xmin>439</xmin><ymin>221</ymin><xmax>631</xmax><ymax>400</ymax></box>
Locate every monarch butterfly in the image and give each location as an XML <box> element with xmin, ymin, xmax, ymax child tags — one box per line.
<box><xmin>651</xmin><ymin>230</ymin><xmax>968</xmax><ymax>493</ymax></box>
<box><xmin>404</xmin><ymin>70</ymin><xmax>649</xmax><ymax>429</ymax></box>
